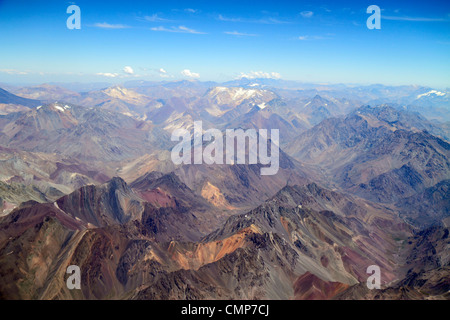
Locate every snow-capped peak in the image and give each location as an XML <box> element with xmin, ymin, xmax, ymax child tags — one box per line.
<box><xmin>417</xmin><ymin>90</ymin><xmax>446</xmax><ymax>99</ymax></box>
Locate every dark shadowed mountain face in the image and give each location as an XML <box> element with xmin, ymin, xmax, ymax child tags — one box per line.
<box><xmin>396</xmin><ymin>180</ymin><xmax>450</xmax><ymax>229</ymax></box>
<box><xmin>53</xmin><ymin>174</ymin><xmax>222</xmax><ymax>241</ymax></box>
<box><xmin>287</xmin><ymin>106</ymin><xmax>450</xmax><ymax>203</ymax></box>
<box><xmin>0</xmin><ymin>82</ymin><xmax>448</xmax><ymax>300</ymax></box>
<box><xmin>56</xmin><ymin>177</ymin><xmax>143</xmax><ymax>227</ymax></box>
<box><xmin>129</xmin><ymin>171</ymin><xmax>223</xmax><ymax>239</ymax></box>
<box><xmin>356</xmin><ymin>105</ymin><xmax>449</xmax><ymax>141</ymax></box>
<box><xmin>0</xmin><ymin>87</ymin><xmax>41</xmax><ymax>108</ymax></box>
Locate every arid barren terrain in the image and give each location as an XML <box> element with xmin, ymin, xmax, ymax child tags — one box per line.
<box><xmin>0</xmin><ymin>81</ymin><xmax>448</xmax><ymax>299</ymax></box>
<box><xmin>0</xmin><ymin>0</ymin><xmax>449</xmax><ymax>302</ymax></box>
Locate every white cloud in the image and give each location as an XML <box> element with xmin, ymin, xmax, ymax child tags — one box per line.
<box><xmin>158</xmin><ymin>68</ymin><xmax>171</xmax><ymax>78</ymax></box>
<box><xmin>144</xmin><ymin>14</ymin><xmax>173</xmax><ymax>22</ymax></box>
<box><xmin>150</xmin><ymin>25</ymin><xmax>206</xmax><ymax>34</ymax></box>
<box><xmin>217</xmin><ymin>14</ymin><xmax>289</xmax><ymax>24</ymax></box>
<box><xmin>123</xmin><ymin>66</ymin><xmax>134</xmax><ymax>74</ymax></box>
<box><xmin>93</xmin><ymin>22</ymin><xmax>130</xmax><ymax>29</ymax></box>
<box><xmin>178</xmin><ymin>26</ymin><xmax>203</xmax><ymax>34</ymax></box>
<box><xmin>0</xmin><ymin>69</ymin><xmax>28</xmax><ymax>75</ymax></box>
<box><xmin>185</xmin><ymin>8</ymin><xmax>198</xmax><ymax>13</ymax></box>
<box><xmin>224</xmin><ymin>31</ymin><xmax>257</xmax><ymax>36</ymax></box>
<box><xmin>237</xmin><ymin>71</ymin><xmax>281</xmax><ymax>79</ymax></box>
<box><xmin>218</xmin><ymin>14</ymin><xmax>242</xmax><ymax>22</ymax></box>
<box><xmin>300</xmin><ymin>11</ymin><xmax>314</xmax><ymax>18</ymax></box>
<box><xmin>298</xmin><ymin>35</ymin><xmax>328</xmax><ymax>40</ymax></box>
<box><xmin>96</xmin><ymin>72</ymin><xmax>119</xmax><ymax>78</ymax></box>
<box><xmin>383</xmin><ymin>15</ymin><xmax>447</xmax><ymax>22</ymax></box>
<box><xmin>181</xmin><ymin>69</ymin><xmax>200</xmax><ymax>78</ymax></box>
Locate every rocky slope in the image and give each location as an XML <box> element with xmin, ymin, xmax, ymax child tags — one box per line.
<box><xmin>0</xmin><ymin>82</ymin><xmax>448</xmax><ymax>300</ymax></box>
<box><xmin>0</xmin><ymin>177</ymin><xmax>415</xmax><ymax>300</ymax></box>
<box><xmin>287</xmin><ymin>105</ymin><xmax>450</xmax><ymax>203</ymax></box>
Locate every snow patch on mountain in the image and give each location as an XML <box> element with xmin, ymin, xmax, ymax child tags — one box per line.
<box><xmin>258</xmin><ymin>102</ymin><xmax>267</xmax><ymax>109</ymax></box>
<box><xmin>417</xmin><ymin>90</ymin><xmax>446</xmax><ymax>99</ymax></box>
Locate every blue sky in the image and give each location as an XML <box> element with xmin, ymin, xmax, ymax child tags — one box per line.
<box><xmin>0</xmin><ymin>0</ymin><xmax>449</xmax><ymax>88</ymax></box>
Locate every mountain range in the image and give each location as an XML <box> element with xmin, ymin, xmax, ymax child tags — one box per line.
<box><xmin>0</xmin><ymin>81</ymin><xmax>448</xmax><ymax>300</ymax></box>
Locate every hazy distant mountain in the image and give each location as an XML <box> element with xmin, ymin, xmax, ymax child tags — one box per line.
<box><xmin>259</xmin><ymin>94</ymin><xmax>360</xmax><ymax>136</ymax></box>
<box><xmin>198</xmin><ymin>86</ymin><xmax>278</xmax><ymax>118</ymax></box>
<box><xmin>10</xmin><ymin>84</ymin><xmax>80</xmax><ymax>101</ymax></box>
<box><xmin>59</xmin><ymin>86</ymin><xmax>156</xmax><ymax>117</ymax></box>
<box><xmin>224</xmin><ymin>105</ymin><xmax>298</xmax><ymax>142</ymax></box>
<box><xmin>405</xmin><ymin>90</ymin><xmax>450</xmax><ymax>122</ymax></box>
<box><xmin>223</xmin><ymin>77</ymin><xmax>305</xmax><ymax>90</ymax></box>
<box><xmin>0</xmin><ymin>87</ymin><xmax>40</xmax><ymax>108</ymax></box>
<box><xmin>47</xmin><ymin>82</ymin><xmax>112</xmax><ymax>92</ymax></box>
<box><xmin>0</xmin><ymin>102</ymin><xmax>169</xmax><ymax>161</ymax></box>
<box><xmin>356</xmin><ymin>104</ymin><xmax>449</xmax><ymax>141</ymax></box>
<box><xmin>8</xmin><ymin>81</ymin><xmax>448</xmax><ymax>123</ymax></box>
<box><xmin>413</xmin><ymin>89</ymin><xmax>450</xmax><ymax>106</ymax></box>
<box><xmin>129</xmin><ymin>80</ymin><xmax>212</xmax><ymax>102</ymax></box>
